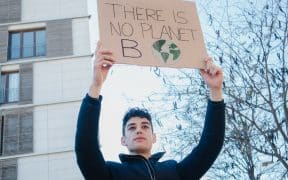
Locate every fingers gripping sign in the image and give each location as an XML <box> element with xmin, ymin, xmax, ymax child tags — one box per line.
<box><xmin>200</xmin><ymin>57</ymin><xmax>224</xmax><ymax>101</ymax></box>
<box><xmin>95</xmin><ymin>41</ymin><xmax>115</xmax><ymax>68</ymax></box>
<box><xmin>89</xmin><ymin>41</ymin><xmax>116</xmax><ymax>98</ymax></box>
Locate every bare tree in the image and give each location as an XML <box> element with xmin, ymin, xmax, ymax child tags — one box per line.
<box><xmin>207</xmin><ymin>0</ymin><xmax>288</xmax><ymax>178</ymax></box>
<box><xmin>142</xmin><ymin>0</ymin><xmax>288</xmax><ymax>179</ymax></box>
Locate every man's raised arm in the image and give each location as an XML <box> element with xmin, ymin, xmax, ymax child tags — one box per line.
<box><xmin>177</xmin><ymin>57</ymin><xmax>225</xmax><ymax>179</ymax></box>
<box><xmin>75</xmin><ymin>42</ymin><xmax>116</xmax><ymax>179</ymax></box>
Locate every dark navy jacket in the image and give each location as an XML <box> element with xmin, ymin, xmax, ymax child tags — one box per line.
<box><xmin>75</xmin><ymin>94</ymin><xmax>225</xmax><ymax>180</ymax></box>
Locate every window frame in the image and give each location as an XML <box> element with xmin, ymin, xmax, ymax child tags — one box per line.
<box><xmin>0</xmin><ymin>116</ymin><xmax>3</xmax><ymax>155</ymax></box>
<box><xmin>0</xmin><ymin>71</ymin><xmax>20</xmax><ymax>104</ymax></box>
<box><xmin>8</xmin><ymin>28</ymin><xmax>46</xmax><ymax>60</ymax></box>
<box><xmin>0</xmin><ymin>111</ymin><xmax>33</xmax><ymax>157</ymax></box>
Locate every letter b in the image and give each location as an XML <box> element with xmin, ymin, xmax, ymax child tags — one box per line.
<box><xmin>121</xmin><ymin>39</ymin><xmax>142</xmax><ymax>58</ymax></box>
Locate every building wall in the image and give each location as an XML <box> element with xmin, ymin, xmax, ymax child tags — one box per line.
<box><xmin>0</xmin><ymin>0</ymin><xmax>94</xmax><ymax>179</ymax></box>
<box><xmin>0</xmin><ymin>25</ymin><xmax>9</xmax><ymax>63</ymax></box>
<box><xmin>73</xmin><ymin>18</ymin><xmax>91</xmax><ymax>56</ymax></box>
<box><xmin>0</xmin><ymin>0</ymin><xmax>21</xmax><ymax>23</ymax></box>
<box><xmin>33</xmin><ymin>102</ymin><xmax>80</xmax><ymax>153</ymax></box>
<box><xmin>33</xmin><ymin>57</ymin><xmax>91</xmax><ymax>104</ymax></box>
<box><xmin>18</xmin><ymin>152</ymin><xmax>81</xmax><ymax>180</ymax></box>
<box><xmin>22</xmin><ymin>0</ymin><xmax>88</xmax><ymax>22</ymax></box>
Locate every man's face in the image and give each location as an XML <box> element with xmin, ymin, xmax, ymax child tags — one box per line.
<box><xmin>121</xmin><ymin>117</ymin><xmax>156</xmax><ymax>155</ymax></box>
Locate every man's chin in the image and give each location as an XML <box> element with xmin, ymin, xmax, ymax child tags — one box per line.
<box><xmin>130</xmin><ymin>146</ymin><xmax>149</xmax><ymax>153</ymax></box>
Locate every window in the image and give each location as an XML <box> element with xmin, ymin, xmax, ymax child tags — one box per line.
<box><xmin>0</xmin><ymin>72</ymin><xmax>19</xmax><ymax>104</ymax></box>
<box><xmin>0</xmin><ymin>111</ymin><xmax>33</xmax><ymax>156</ymax></box>
<box><xmin>8</xmin><ymin>29</ymin><xmax>46</xmax><ymax>60</ymax></box>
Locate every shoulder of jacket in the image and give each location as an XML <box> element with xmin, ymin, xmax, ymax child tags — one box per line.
<box><xmin>158</xmin><ymin>159</ymin><xmax>178</xmax><ymax>165</ymax></box>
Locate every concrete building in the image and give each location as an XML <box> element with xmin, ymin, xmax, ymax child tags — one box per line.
<box><xmin>0</xmin><ymin>0</ymin><xmax>98</xmax><ymax>179</ymax></box>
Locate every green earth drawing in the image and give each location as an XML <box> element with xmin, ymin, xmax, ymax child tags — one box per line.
<box><xmin>152</xmin><ymin>39</ymin><xmax>181</xmax><ymax>63</ymax></box>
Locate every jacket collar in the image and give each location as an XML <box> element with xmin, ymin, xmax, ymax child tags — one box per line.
<box><xmin>119</xmin><ymin>152</ymin><xmax>165</xmax><ymax>163</ymax></box>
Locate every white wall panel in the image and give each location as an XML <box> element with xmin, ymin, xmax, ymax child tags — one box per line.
<box><xmin>33</xmin><ymin>57</ymin><xmax>92</xmax><ymax>104</ymax></box>
<box><xmin>34</xmin><ymin>106</ymin><xmax>48</xmax><ymax>153</ymax></box>
<box><xmin>18</xmin><ymin>152</ymin><xmax>83</xmax><ymax>180</ymax></box>
<box><xmin>34</xmin><ymin>102</ymin><xmax>80</xmax><ymax>153</ymax></box>
<box><xmin>22</xmin><ymin>0</ymin><xmax>88</xmax><ymax>22</ymax></box>
<box><xmin>72</xmin><ymin>18</ymin><xmax>91</xmax><ymax>55</ymax></box>
<box><xmin>18</xmin><ymin>155</ymin><xmax>49</xmax><ymax>180</ymax></box>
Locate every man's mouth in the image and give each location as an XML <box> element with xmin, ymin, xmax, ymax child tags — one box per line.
<box><xmin>134</xmin><ymin>137</ymin><xmax>146</xmax><ymax>141</ymax></box>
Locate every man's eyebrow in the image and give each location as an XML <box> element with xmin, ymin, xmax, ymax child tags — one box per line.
<box><xmin>127</xmin><ymin>123</ymin><xmax>136</xmax><ymax>127</ymax></box>
<box><xmin>126</xmin><ymin>122</ymin><xmax>150</xmax><ymax>127</ymax></box>
<box><xmin>141</xmin><ymin>122</ymin><xmax>151</xmax><ymax>125</ymax></box>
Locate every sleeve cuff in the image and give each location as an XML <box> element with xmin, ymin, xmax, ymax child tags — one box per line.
<box><xmin>208</xmin><ymin>99</ymin><xmax>225</xmax><ymax>108</ymax></box>
<box><xmin>84</xmin><ymin>93</ymin><xmax>103</xmax><ymax>105</ymax></box>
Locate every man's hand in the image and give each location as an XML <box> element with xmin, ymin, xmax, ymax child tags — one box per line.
<box><xmin>89</xmin><ymin>41</ymin><xmax>116</xmax><ymax>98</ymax></box>
<box><xmin>200</xmin><ymin>57</ymin><xmax>224</xmax><ymax>102</ymax></box>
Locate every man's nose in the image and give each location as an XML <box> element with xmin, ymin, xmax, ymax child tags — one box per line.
<box><xmin>136</xmin><ymin>127</ymin><xmax>143</xmax><ymax>134</ymax></box>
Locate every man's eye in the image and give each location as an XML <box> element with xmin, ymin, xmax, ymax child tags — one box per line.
<box><xmin>142</xmin><ymin>125</ymin><xmax>149</xmax><ymax>129</ymax></box>
<box><xmin>128</xmin><ymin>127</ymin><xmax>136</xmax><ymax>130</ymax></box>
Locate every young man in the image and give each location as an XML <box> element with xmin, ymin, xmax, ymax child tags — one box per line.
<box><xmin>75</xmin><ymin>42</ymin><xmax>225</xmax><ymax>180</ymax></box>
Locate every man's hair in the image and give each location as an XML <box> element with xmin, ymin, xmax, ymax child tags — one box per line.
<box><xmin>122</xmin><ymin>107</ymin><xmax>153</xmax><ymax>136</ymax></box>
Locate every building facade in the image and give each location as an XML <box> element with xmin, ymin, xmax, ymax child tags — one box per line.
<box><xmin>0</xmin><ymin>0</ymin><xmax>97</xmax><ymax>179</ymax></box>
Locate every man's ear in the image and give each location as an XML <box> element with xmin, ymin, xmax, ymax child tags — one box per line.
<box><xmin>121</xmin><ymin>136</ymin><xmax>127</xmax><ymax>146</ymax></box>
<box><xmin>152</xmin><ymin>133</ymin><xmax>156</xmax><ymax>144</ymax></box>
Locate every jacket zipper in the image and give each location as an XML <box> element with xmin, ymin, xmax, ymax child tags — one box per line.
<box><xmin>127</xmin><ymin>156</ymin><xmax>156</xmax><ymax>180</ymax></box>
<box><xmin>142</xmin><ymin>159</ymin><xmax>156</xmax><ymax>180</ymax></box>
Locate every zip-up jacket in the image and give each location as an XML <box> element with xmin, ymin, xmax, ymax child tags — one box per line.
<box><xmin>75</xmin><ymin>94</ymin><xmax>225</xmax><ymax>180</ymax></box>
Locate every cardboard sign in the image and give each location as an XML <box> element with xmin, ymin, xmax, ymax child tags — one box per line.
<box><xmin>97</xmin><ymin>0</ymin><xmax>207</xmax><ymax>69</ymax></box>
